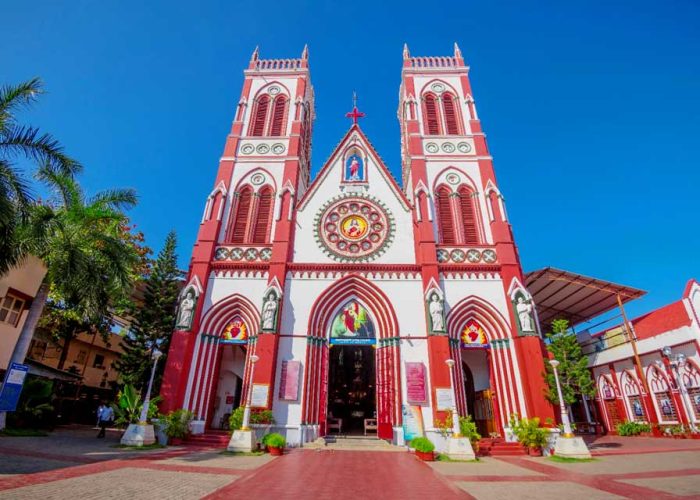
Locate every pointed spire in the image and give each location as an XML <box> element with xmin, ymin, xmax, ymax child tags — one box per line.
<box><xmin>250</xmin><ymin>45</ymin><xmax>259</xmax><ymax>62</ymax></box>
<box><xmin>453</xmin><ymin>42</ymin><xmax>462</xmax><ymax>59</ymax></box>
<box><xmin>301</xmin><ymin>44</ymin><xmax>309</xmax><ymax>60</ymax></box>
<box><xmin>403</xmin><ymin>43</ymin><xmax>410</xmax><ymax>60</ymax></box>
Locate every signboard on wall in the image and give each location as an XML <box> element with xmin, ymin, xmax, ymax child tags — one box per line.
<box><xmin>279</xmin><ymin>360</ymin><xmax>301</xmax><ymax>401</ymax></box>
<box><xmin>405</xmin><ymin>362</ymin><xmax>427</xmax><ymax>404</ymax></box>
<box><xmin>402</xmin><ymin>404</ymin><xmax>425</xmax><ymax>442</ymax></box>
<box><xmin>435</xmin><ymin>388</ymin><xmax>454</xmax><ymax>411</ymax></box>
<box><xmin>250</xmin><ymin>384</ymin><xmax>270</xmax><ymax>408</ymax></box>
<box><xmin>0</xmin><ymin>363</ymin><xmax>29</xmax><ymax>412</ymax></box>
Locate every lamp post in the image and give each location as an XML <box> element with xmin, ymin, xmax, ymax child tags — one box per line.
<box><xmin>549</xmin><ymin>359</ymin><xmax>573</xmax><ymax>438</ymax></box>
<box><xmin>445</xmin><ymin>359</ymin><xmax>461</xmax><ymax>437</ymax></box>
<box><xmin>657</xmin><ymin>346</ymin><xmax>697</xmax><ymax>433</ymax></box>
<box><xmin>139</xmin><ymin>349</ymin><xmax>162</xmax><ymax>424</ymax></box>
<box><xmin>241</xmin><ymin>354</ymin><xmax>260</xmax><ymax>431</ymax></box>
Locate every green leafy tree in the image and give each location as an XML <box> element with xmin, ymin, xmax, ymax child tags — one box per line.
<box><xmin>115</xmin><ymin>231</ymin><xmax>180</xmax><ymax>393</ymax></box>
<box><xmin>0</xmin><ymin>78</ymin><xmax>81</xmax><ymax>274</ymax></box>
<box><xmin>544</xmin><ymin>319</ymin><xmax>596</xmax><ymax>406</ymax></box>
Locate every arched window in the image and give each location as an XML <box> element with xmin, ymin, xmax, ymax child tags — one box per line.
<box><xmin>622</xmin><ymin>371</ymin><xmax>647</xmax><ymax>422</ymax></box>
<box><xmin>649</xmin><ymin>366</ymin><xmax>678</xmax><ymax>422</ymax></box>
<box><xmin>250</xmin><ymin>96</ymin><xmax>269</xmax><ymax>136</ymax></box>
<box><xmin>268</xmin><ymin>96</ymin><xmax>287</xmax><ymax>136</ymax></box>
<box><xmin>251</xmin><ymin>187</ymin><xmax>274</xmax><ymax>244</ymax></box>
<box><xmin>681</xmin><ymin>362</ymin><xmax>700</xmax><ymax>420</ymax></box>
<box><xmin>458</xmin><ymin>186</ymin><xmax>479</xmax><ymax>244</ymax></box>
<box><xmin>435</xmin><ymin>186</ymin><xmax>456</xmax><ymax>244</ymax></box>
<box><xmin>229</xmin><ymin>186</ymin><xmax>253</xmax><ymax>243</ymax></box>
<box><xmin>423</xmin><ymin>93</ymin><xmax>441</xmax><ymax>135</ymax></box>
<box><xmin>442</xmin><ymin>93</ymin><xmax>460</xmax><ymax>135</ymax></box>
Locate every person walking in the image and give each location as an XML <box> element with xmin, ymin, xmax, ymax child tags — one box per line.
<box><xmin>97</xmin><ymin>403</ymin><xmax>114</xmax><ymax>438</ymax></box>
<box><xmin>96</xmin><ymin>403</ymin><xmax>106</xmax><ymax>429</ymax></box>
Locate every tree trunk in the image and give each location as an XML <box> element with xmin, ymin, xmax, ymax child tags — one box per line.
<box><xmin>0</xmin><ymin>280</ymin><xmax>49</xmax><ymax>430</ymax></box>
<box><xmin>56</xmin><ymin>333</ymin><xmax>74</xmax><ymax>371</ymax></box>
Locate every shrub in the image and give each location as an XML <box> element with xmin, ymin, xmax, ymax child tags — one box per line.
<box><xmin>228</xmin><ymin>407</ymin><xmax>275</xmax><ymax>431</ymax></box>
<box><xmin>513</xmin><ymin>417</ymin><xmax>548</xmax><ymax>449</ymax></box>
<box><xmin>265</xmin><ymin>432</ymin><xmax>286</xmax><ymax>449</ymax></box>
<box><xmin>163</xmin><ymin>409</ymin><xmax>194</xmax><ymax>439</ymax></box>
<box><xmin>616</xmin><ymin>421</ymin><xmax>651</xmax><ymax>436</ymax></box>
<box><xmin>459</xmin><ymin>415</ymin><xmax>481</xmax><ymax>445</ymax></box>
<box><xmin>410</xmin><ymin>437</ymin><xmax>435</xmax><ymax>453</ymax></box>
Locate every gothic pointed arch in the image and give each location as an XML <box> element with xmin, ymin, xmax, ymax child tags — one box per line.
<box><xmin>249</xmin><ymin>95</ymin><xmax>270</xmax><ymax>136</ymax></box>
<box><xmin>422</xmin><ymin>92</ymin><xmax>441</xmax><ymax>135</ymax></box>
<box><xmin>227</xmin><ymin>185</ymin><xmax>253</xmax><ymax>243</ymax></box>
<box><xmin>252</xmin><ymin>185</ymin><xmax>274</xmax><ymax>244</ymax></box>
<box><xmin>442</xmin><ymin>92</ymin><xmax>461</xmax><ymax>135</ymax></box>
<box><xmin>435</xmin><ymin>184</ymin><xmax>456</xmax><ymax>244</ymax></box>
<box><xmin>269</xmin><ymin>94</ymin><xmax>288</xmax><ymax>136</ymax></box>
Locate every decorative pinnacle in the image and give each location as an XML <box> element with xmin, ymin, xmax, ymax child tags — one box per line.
<box><xmin>301</xmin><ymin>44</ymin><xmax>309</xmax><ymax>60</ymax></box>
<box><xmin>454</xmin><ymin>42</ymin><xmax>462</xmax><ymax>59</ymax></box>
<box><xmin>250</xmin><ymin>46</ymin><xmax>259</xmax><ymax>62</ymax></box>
<box><xmin>403</xmin><ymin>43</ymin><xmax>410</xmax><ymax>60</ymax></box>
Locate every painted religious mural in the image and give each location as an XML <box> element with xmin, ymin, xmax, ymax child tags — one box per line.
<box><xmin>330</xmin><ymin>301</ymin><xmax>375</xmax><ymax>345</ymax></box>
<box><xmin>221</xmin><ymin>318</ymin><xmax>247</xmax><ymax>344</ymax></box>
<box><xmin>461</xmin><ymin>319</ymin><xmax>489</xmax><ymax>348</ymax></box>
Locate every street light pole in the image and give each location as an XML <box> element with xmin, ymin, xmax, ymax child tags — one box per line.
<box><xmin>549</xmin><ymin>359</ymin><xmax>573</xmax><ymax>437</ymax></box>
<box><xmin>139</xmin><ymin>349</ymin><xmax>162</xmax><ymax>424</ymax></box>
<box><xmin>241</xmin><ymin>354</ymin><xmax>260</xmax><ymax>431</ymax></box>
<box><xmin>445</xmin><ymin>359</ymin><xmax>461</xmax><ymax>438</ymax></box>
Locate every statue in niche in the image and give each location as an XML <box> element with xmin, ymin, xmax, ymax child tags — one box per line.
<box><xmin>428</xmin><ymin>292</ymin><xmax>446</xmax><ymax>333</ymax></box>
<box><xmin>261</xmin><ymin>291</ymin><xmax>279</xmax><ymax>331</ymax></box>
<box><xmin>516</xmin><ymin>296</ymin><xmax>535</xmax><ymax>333</ymax></box>
<box><xmin>176</xmin><ymin>289</ymin><xmax>197</xmax><ymax>330</ymax></box>
<box><xmin>345</xmin><ymin>154</ymin><xmax>364</xmax><ymax>182</ymax></box>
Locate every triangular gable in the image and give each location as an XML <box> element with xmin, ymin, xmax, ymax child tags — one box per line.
<box><xmin>297</xmin><ymin>124</ymin><xmax>411</xmax><ymax>211</ymax></box>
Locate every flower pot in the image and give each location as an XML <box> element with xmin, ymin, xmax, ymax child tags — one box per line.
<box><xmin>528</xmin><ymin>446</ymin><xmax>543</xmax><ymax>457</ymax></box>
<box><xmin>269</xmin><ymin>446</ymin><xmax>284</xmax><ymax>456</ymax></box>
<box><xmin>652</xmin><ymin>427</ymin><xmax>663</xmax><ymax>438</ymax></box>
<box><xmin>170</xmin><ymin>437</ymin><xmax>183</xmax><ymax>446</ymax></box>
<box><xmin>415</xmin><ymin>450</ymin><xmax>434</xmax><ymax>461</ymax></box>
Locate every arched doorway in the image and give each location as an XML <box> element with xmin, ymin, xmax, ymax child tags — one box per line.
<box><xmin>598</xmin><ymin>375</ymin><xmax>624</xmax><ymax>430</ymax></box>
<box><xmin>302</xmin><ymin>275</ymin><xmax>401</xmax><ymax>441</ymax></box>
<box><xmin>327</xmin><ymin>301</ymin><xmax>377</xmax><ymax>435</ymax></box>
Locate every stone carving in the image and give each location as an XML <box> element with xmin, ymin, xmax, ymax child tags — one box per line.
<box><xmin>516</xmin><ymin>296</ymin><xmax>535</xmax><ymax>333</ymax></box>
<box><xmin>261</xmin><ymin>291</ymin><xmax>279</xmax><ymax>332</ymax></box>
<box><xmin>176</xmin><ymin>289</ymin><xmax>197</xmax><ymax>331</ymax></box>
<box><xmin>428</xmin><ymin>292</ymin><xmax>446</xmax><ymax>333</ymax></box>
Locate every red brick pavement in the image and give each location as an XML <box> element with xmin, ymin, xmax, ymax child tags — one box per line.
<box><xmin>205</xmin><ymin>450</ymin><xmax>469</xmax><ymax>500</ymax></box>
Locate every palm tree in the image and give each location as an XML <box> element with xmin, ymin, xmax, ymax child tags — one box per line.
<box><xmin>0</xmin><ymin>78</ymin><xmax>81</xmax><ymax>274</ymax></box>
<box><xmin>6</xmin><ymin>167</ymin><xmax>139</xmax><ymax>384</ymax></box>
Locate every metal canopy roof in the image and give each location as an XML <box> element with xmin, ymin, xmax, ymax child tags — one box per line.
<box><xmin>524</xmin><ymin>267</ymin><xmax>646</xmax><ymax>329</ymax></box>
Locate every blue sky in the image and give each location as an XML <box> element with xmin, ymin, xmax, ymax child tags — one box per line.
<box><xmin>4</xmin><ymin>1</ymin><xmax>699</xmax><ymax>323</ymax></box>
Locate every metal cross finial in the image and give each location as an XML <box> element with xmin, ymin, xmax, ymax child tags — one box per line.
<box><xmin>345</xmin><ymin>91</ymin><xmax>365</xmax><ymax>125</ymax></box>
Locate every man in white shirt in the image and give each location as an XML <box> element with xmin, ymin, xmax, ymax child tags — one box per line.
<box><xmin>97</xmin><ymin>403</ymin><xmax>114</xmax><ymax>438</ymax></box>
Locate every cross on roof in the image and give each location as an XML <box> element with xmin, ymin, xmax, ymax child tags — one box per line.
<box><xmin>345</xmin><ymin>91</ymin><xmax>365</xmax><ymax>125</ymax></box>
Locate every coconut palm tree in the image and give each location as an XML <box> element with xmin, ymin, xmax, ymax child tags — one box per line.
<box><xmin>0</xmin><ymin>78</ymin><xmax>81</xmax><ymax>274</ymax></box>
<box><xmin>5</xmin><ymin>167</ymin><xmax>139</xmax><ymax>386</ymax></box>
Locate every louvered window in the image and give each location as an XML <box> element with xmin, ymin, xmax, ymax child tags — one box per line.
<box><xmin>442</xmin><ymin>94</ymin><xmax>460</xmax><ymax>135</ymax></box>
<box><xmin>252</xmin><ymin>187</ymin><xmax>273</xmax><ymax>244</ymax></box>
<box><xmin>250</xmin><ymin>96</ymin><xmax>269</xmax><ymax>136</ymax></box>
<box><xmin>230</xmin><ymin>187</ymin><xmax>253</xmax><ymax>243</ymax></box>
<box><xmin>436</xmin><ymin>186</ymin><xmax>456</xmax><ymax>244</ymax></box>
<box><xmin>269</xmin><ymin>96</ymin><xmax>287</xmax><ymax>136</ymax></box>
<box><xmin>459</xmin><ymin>187</ymin><xmax>478</xmax><ymax>244</ymax></box>
<box><xmin>423</xmin><ymin>94</ymin><xmax>441</xmax><ymax>135</ymax></box>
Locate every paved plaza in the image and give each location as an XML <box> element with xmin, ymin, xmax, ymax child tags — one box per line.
<box><xmin>1</xmin><ymin>428</ymin><xmax>699</xmax><ymax>499</ymax></box>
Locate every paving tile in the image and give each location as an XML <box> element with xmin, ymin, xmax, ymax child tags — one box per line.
<box><xmin>533</xmin><ymin>451</ymin><xmax>700</xmax><ymax>475</ymax></box>
<box><xmin>0</xmin><ymin>467</ymin><xmax>236</xmax><ymax>500</ymax></box>
<box><xmin>0</xmin><ymin>455</ymin><xmax>77</xmax><ymax>476</ymax></box>
<box><xmin>455</xmin><ymin>480</ymin><xmax>624</xmax><ymax>499</ymax></box>
<box><xmin>160</xmin><ymin>451</ymin><xmax>275</xmax><ymax>470</ymax></box>
<box><xmin>429</xmin><ymin>457</ymin><xmax>544</xmax><ymax>477</ymax></box>
<box><xmin>618</xmin><ymin>475</ymin><xmax>700</xmax><ymax>496</ymax></box>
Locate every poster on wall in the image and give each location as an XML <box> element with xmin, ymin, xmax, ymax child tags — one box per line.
<box><xmin>405</xmin><ymin>362</ymin><xmax>427</xmax><ymax>404</ymax></box>
<box><xmin>220</xmin><ymin>319</ymin><xmax>248</xmax><ymax>344</ymax></box>
<box><xmin>461</xmin><ymin>319</ymin><xmax>489</xmax><ymax>348</ymax></box>
<box><xmin>278</xmin><ymin>360</ymin><xmax>301</xmax><ymax>401</ymax></box>
<box><xmin>250</xmin><ymin>384</ymin><xmax>270</xmax><ymax>408</ymax></box>
<box><xmin>402</xmin><ymin>404</ymin><xmax>425</xmax><ymax>443</ymax></box>
<box><xmin>329</xmin><ymin>301</ymin><xmax>376</xmax><ymax>345</ymax></box>
<box><xmin>436</xmin><ymin>388</ymin><xmax>454</xmax><ymax>411</ymax></box>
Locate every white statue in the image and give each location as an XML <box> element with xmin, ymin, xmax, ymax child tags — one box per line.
<box><xmin>516</xmin><ymin>297</ymin><xmax>534</xmax><ymax>332</ymax></box>
<box><xmin>262</xmin><ymin>293</ymin><xmax>278</xmax><ymax>331</ymax></box>
<box><xmin>177</xmin><ymin>291</ymin><xmax>196</xmax><ymax>329</ymax></box>
<box><xmin>429</xmin><ymin>294</ymin><xmax>445</xmax><ymax>332</ymax></box>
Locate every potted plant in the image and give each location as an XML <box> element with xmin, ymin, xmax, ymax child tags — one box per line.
<box><xmin>513</xmin><ymin>417</ymin><xmax>547</xmax><ymax>456</ymax></box>
<box><xmin>163</xmin><ymin>409</ymin><xmax>194</xmax><ymax>445</ymax></box>
<box><xmin>459</xmin><ymin>415</ymin><xmax>482</xmax><ymax>454</ymax></box>
<box><xmin>651</xmin><ymin>424</ymin><xmax>663</xmax><ymax>438</ymax></box>
<box><xmin>410</xmin><ymin>437</ymin><xmax>435</xmax><ymax>461</ymax></box>
<box><xmin>265</xmin><ymin>432</ymin><xmax>286</xmax><ymax>456</ymax></box>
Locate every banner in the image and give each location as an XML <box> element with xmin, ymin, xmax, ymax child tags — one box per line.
<box><xmin>0</xmin><ymin>363</ymin><xmax>29</xmax><ymax>412</ymax></box>
<box><xmin>405</xmin><ymin>362</ymin><xmax>427</xmax><ymax>404</ymax></box>
<box><xmin>402</xmin><ymin>404</ymin><xmax>425</xmax><ymax>443</ymax></box>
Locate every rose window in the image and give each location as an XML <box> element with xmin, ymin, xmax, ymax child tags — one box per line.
<box><xmin>315</xmin><ymin>196</ymin><xmax>394</xmax><ymax>261</ymax></box>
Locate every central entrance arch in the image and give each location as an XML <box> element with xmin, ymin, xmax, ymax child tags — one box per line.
<box><xmin>302</xmin><ymin>275</ymin><xmax>401</xmax><ymax>440</ymax></box>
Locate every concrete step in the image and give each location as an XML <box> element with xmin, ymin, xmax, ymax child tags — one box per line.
<box><xmin>305</xmin><ymin>436</ymin><xmax>402</xmax><ymax>452</ymax></box>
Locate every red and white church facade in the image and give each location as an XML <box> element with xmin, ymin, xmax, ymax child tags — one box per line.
<box><xmin>160</xmin><ymin>44</ymin><xmax>556</xmax><ymax>445</ymax></box>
